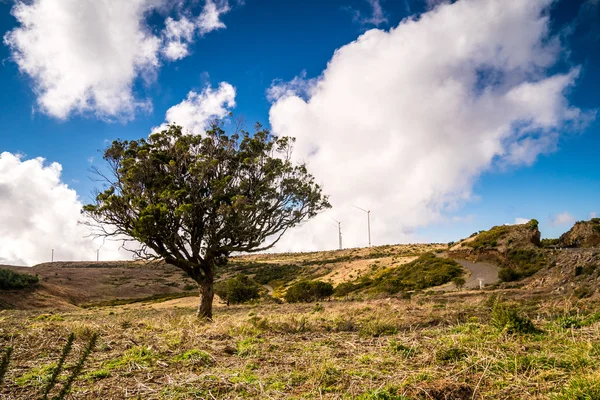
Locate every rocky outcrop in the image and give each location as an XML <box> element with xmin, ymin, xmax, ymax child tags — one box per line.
<box><xmin>448</xmin><ymin>219</ymin><xmax>541</xmax><ymax>261</ymax></box>
<box><xmin>558</xmin><ymin>219</ymin><xmax>600</xmax><ymax>249</ymax></box>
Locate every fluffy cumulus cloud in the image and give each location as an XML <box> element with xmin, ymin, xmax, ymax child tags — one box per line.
<box><xmin>550</xmin><ymin>212</ymin><xmax>576</xmax><ymax>227</ymax></box>
<box><xmin>268</xmin><ymin>0</ymin><xmax>589</xmax><ymax>251</ymax></box>
<box><xmin>155</xmin><ymin>82</ymin><xmax>236</xmax><ymax>134</ymax></box>
<box><xmin>0</xmin><ymin>153</ymin><xmax>130</xmax><ymax>266</ymax></box>
<box><xmin>162</xmin><ymin>0</ymin><xmax>232</xmax><ymax>61</ymax></box>
<box><xmin>514</xmin><ymin>218</ymin><xmax>531</xmax><ymax>225</ymax></box>
<box><xmin>4</xmin><ymin>0</ymin><xmax>233</xmax><ymax>119</ymax></box>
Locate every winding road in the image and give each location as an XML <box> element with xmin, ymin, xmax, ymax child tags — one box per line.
<box><xmin>434</xmin><ymin>255</ymin><xmax>500</xmax><ymax>291</ymax></box>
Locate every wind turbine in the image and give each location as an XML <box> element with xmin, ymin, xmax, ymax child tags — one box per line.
<box><xmin>330</xmin><ymin>217</ymin><xmax>343</xmax><ymax>250</ymax></box>
<box><xmin>352</xmin><ymin>205</ymin><xmax>371</xmax><ymax>247</ymax></box>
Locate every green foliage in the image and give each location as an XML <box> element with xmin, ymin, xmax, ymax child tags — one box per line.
<box><xmin>553</xmin><ymin>375</ymin><xmax>600</xmax><ymax>399</ymax></box>
<box><xmin>541</xmin><ymin>238</ymin><xmax>560</xmax><ymax>248</ymax></box>
<box><xmin>490</xmin><ymin>297</ymin><xmax>538</xmax><ymax>334</ymax></box>
<box><xmin>436</xmin><ymin>347</ymin><xmax>468</xmax><ymax>363</ymax></box>
<box><xmin>499</xmin><ymin>249</ymin><xmax>548</xmax><ymax>282</ymax></box>
<box><xmin>0</xmin><ymin>346</ymin><xmax>12</xmax><ymax>390</ymax></box>
<box><xmin>84</xmin><ymin>123</ymin><xmax>330</xmax><ymax>318</ymax></box>
<box><xmin>284</xmin><ymin>280</ymin><xmax>333</xmax><ymax>303</ymax></box>
<box><xmin>452</xmin><ymin>276</ymin><xmax>466</xmax><ymax>290</ymax></box>
<box><xmin>172</xmin><ymin>350</ymin><xmax>213</xmax><ymax>366</ymax></box>
<box><xmin>359</xmin><ymin>320</ymin><xmax>398</xmax><ymax>337</ymax></box>
<box><xmin>247</xmin><ymin>263</ymin><xmax>300</xmax><ymax>285</ymax></box>
<box><xmin>356</xmin><ymin>387</ymin><xmax>408</xmax><ymax>400</ymax></box>
<box><xmin>466</xmin><ymin>225</ymin><xmax>511</xmax><ymax>249</ymax></box>
<box><xmin>526</xmin><ymin>219</ymin><xmax>539</xmax><ymax>230</ymax></box>
<box><xmin>369</xmin><ymin>253</ymin><xmax>464</xmax><ymax>294</ymax></box>
<box><xmin>214</xmin><ymin>274</ymin><xmax>261</xmax><ymax>304</ymax></box>
<box><xmin>0</xmin><ymin>268</ymin><xmax>39</xmax><ymax>290</ymax></box>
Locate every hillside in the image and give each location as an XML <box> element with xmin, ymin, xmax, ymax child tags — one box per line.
<box><xmin>0</xmin><ymin>243</ymin><xmax>446</xmax><ymax>310</ymax></box>
<box><xmin>0</xmin><ymin>261</ymin><xmax>198</xmax><ymax>310</ymax></box>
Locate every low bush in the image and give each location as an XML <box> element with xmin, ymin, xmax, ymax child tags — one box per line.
<box><xmin>214</xmin><ymin>275</ymin><xmax>262</xmax><ymax>305</ymax></box>
<box><xmin>0</xmin><ymin>268</ymin><xmax>39</xmax><ymax>290</ymax></box>
<box><xmin>284</xmin><ymin>280</ymin><xmax>333</xmax><ymax>303</ymax></box>
<box><xmin>490</xmin><ymin>297</ymin><xmax>538</xmax><ymax>334</ymax></box>
<box><xmin>498</xmin><ymin>249</ymin><xmax>548</xmax><ymax>282</ymax></box>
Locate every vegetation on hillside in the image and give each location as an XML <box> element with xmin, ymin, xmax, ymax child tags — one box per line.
<box><xmin>498</xmin><ymin>249</ymin><xmax>548</xmax><ymax>282</ymax></box>
<box><xmin>0</xmin><ymin>269</ymin><xmax>39</xmax><ymax>290</ymax></box>
<box><xmin>334</xmin><ymin>253</ymin><xmax>464</xmax><ymax>296</ymax></box>
<box><xmin>284</xmin><ymin>281</ymin><xmax>333</xmax><ymax>303</ymax></box>
<box><xmin>466</xmin><ymin>219</ymin><xmax>539</xmax><ymax>250</ymax></box>
<box><xmin>214</xmin><ymin>275</ymin><xmax>262</xmax><ymax>305</ymax></box>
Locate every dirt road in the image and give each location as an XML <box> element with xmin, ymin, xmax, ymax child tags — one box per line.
<box><xmin>434</xmin><ymin>254</ymin><xmax>499</xmax><ymax>291</ymax></box>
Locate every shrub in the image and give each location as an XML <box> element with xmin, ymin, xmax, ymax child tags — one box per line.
<box><xmin>490</xmin><ymin>297</ymin><xmax>538</xmax><ymax>334</ymax></box>
<box><xmin>452</xmin><ymin>276</ymin><xmax>466</xmax><ymax>290</ymax></box>
<box><xmin>284</xmin><ymin>280</ymin><xmax>333</xmax><ymax>303</ymax></box>
<box><xmin>0</xmin><ymin>268</ymin><xmax>39</xmax><ymax>290</ymax></box>
<box><xmin>214</xmin><ymin>275</ymin><xmax>261</xmax><ymax>305</ymax></box>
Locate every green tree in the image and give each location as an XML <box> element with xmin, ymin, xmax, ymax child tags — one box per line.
<box><xmin>84</xmin><ymin>122</ymin><xmax>330</xmax><ymax>319</ymax></box>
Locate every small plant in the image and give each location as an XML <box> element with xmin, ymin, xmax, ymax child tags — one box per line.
<box><xmin>490</xmin><ymin>297</ymin><xmax>538</xmax><ymax>334</ymax></box>
<box><xmin>452</xmin><ymin>276</ymin><xmax>466</xmax><ymax>290</ymax></box>
<box><xmin>436</xmin><ymin>347</ymin><xmax>468</xmax><ymax>363</ymax></box>
<box><xmin>0</xmin><ymin>346</ymin><xmax>13</xmax><ymax>390</ymax></box>
<box><xmin>359</xmin><ymin>319</ymin><xmax>398</xmax><ymax>337</ymax></box>
<box><xmin>388</xmin><ymin>339</ymin><xmax>415</xmax><ymax>358</ymax></box>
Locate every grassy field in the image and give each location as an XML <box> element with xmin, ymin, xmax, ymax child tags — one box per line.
<box><xmin>1</xmin><ymin>289</ymin><xmax>600</xmax><ymax>399</ymax></box>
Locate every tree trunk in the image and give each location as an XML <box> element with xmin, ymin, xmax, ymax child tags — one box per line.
<box><xmin>198</xmin><ymin>279</ymin><xmax>214</xmax><ymax>320</ymax></box>
<box><xmin>197</xmin><ymin>260</ymin><xmax>215</xmax><ymax>320</ymax></box>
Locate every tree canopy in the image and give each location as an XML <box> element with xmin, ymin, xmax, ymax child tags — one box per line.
<box><xmin>84</xmin><ymin>122</ymin><xmax>330</xmax><ymax>318</ymax></box>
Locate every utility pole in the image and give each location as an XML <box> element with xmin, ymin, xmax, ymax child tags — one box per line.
<box><xmin>51</xmin><ymin>249</ymin><xmax>54</xmax><ymax>263</ymax></box>
<box><xmin>352</xmin><ymin>205</ymin><xmax>371</xmax><ymax>247</ymax></box>
<box><xmin>331</xmin><ymin>218</ymin><xmax>343</xmax><ymax>250</ymax></box>
<box><xmin>96</xmin><ymin>248</ymin><xmax>99</xmax><ymax>262</ymax></box>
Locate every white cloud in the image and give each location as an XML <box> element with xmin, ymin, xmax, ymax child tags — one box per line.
<box><xmin>4</xmin><ymin>0</ymin><xmax>162</xmax><ymax>120</ymax></box>
<box><xmin>0</xmin><ymin>152</ymin><xmax>130</xmax><ymax>266</ymax></box>
<box><xmin>155</xmin><ymin>82</ymin><xmax>236</xmax><ymax>135</ymax></box>
<box><xmin>514</xmin><ymin>218</ymin><xmax>531</xmax><ymax>225</ymax></box>
<box><xmin>347</xmin><ymin>0</ymin><xmax>388</xmax><ymax>27</ymax></box>
<box><xmin>162</xmin><ymin>16</ymin><xmax>196</xmax><ymax>60</ymax></box>
<box><xmin>550</xmin><ymin>212</ymin><xmax>576</xmax><ymax>227</ymax></box>
<box><xmin>4</xmin><ymin>0</ymin><xmax>234</xmax><ymax>119</ymax></box>
<box><xmin>197</xmin><ymin>0</ymin><xmax>231</xmax><ymax>35</ymax></box>
<box><xmin>591</xmin><ymin>212</ymin><xmax>598</xmax><ymax>219</ymax></box>
<box><xmin>161</xmin><ymin>1</ymin><xmax>232</xmax><ymax>61</ymax></box>
<box><xmin>268</xmin><ymin>0</ymin><xmax>589</xmax><ymax>251</ymax></box>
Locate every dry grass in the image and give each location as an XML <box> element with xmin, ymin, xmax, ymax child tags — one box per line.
<box><xmin>1</xmin><ymin>290</ymin><xmax>600</xmax><ymax>399</ymax></box>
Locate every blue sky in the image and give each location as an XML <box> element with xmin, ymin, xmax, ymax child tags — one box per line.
<box><xmin>0</xmin><ymin>0</ymin><xmax>598</xmax><ymax>264</ymax></box>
